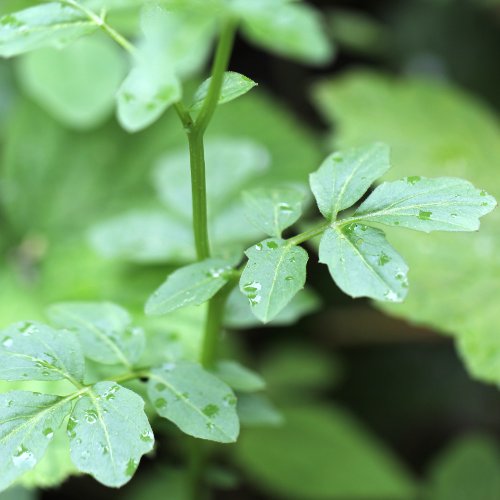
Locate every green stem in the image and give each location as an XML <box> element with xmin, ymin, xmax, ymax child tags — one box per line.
<box><xmin>286</xmin><ymin>220</ymin><xmax>330</xmax><ymax>246</ymax></box>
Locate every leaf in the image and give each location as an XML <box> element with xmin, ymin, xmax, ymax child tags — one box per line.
<box><xmin>0</xmin><ymin>321</ymin><xmax>84</xmax><ymax>383</ymax></box>
<box><xmin>225</xmin><ymin>287</ymin><xmax>320</xmax><ymax>329</ymax></box>
<box><xmin>190</xmin><ymin>71</ymin><xmax>257</xmax><ymax>112</ymax></box>
<box><xmin>145</xmin><ymin>258</ymin><xmax>234</xmax><ymax>316</ymax></box>
<box><xmin>235</xmin><ymin>405</ymin><xmax>416</xmax><ymax>500</ymax></box>
<box><xmin>309</xmin><ymin>142</ymin><xmax>391</xmax><ymax>221</ymax></box>
<box><xmin>240</xmin><ymin>238</ymin><xmax>308</xmax><ymax>323</ymax></box>
<box><xmin>116</xmin><ymin>60</ymin><xmax>182</xmax><ymax>133</ymax></box>
<box><xmin>237</xmin><ymin>393</ymin><xmax>283</xmax><ymax>428</ymax></box>
<box><xmin>242</xmin><ymin>187</ymin><xmax>304</xmax><ymax>238</ymax></box>
<box><xmin>426</xmin><ymin>435</ymin><xmax>500</xmax><ymax>500</ymax></box>
<box><xmin>0</xmin><ymin>3</ymin><xmax>97</xmax><ymax>58</ymax></box>
<box><xmin>0</xmin><ymin>391</ymin><xmax>72</xmax><ymax>492</ymax></box>
<box><xmin>0</xmin><ymin>486</ymin><xmax>35</xmax><ymax>500</ymax></box>
<box><xmin>214</xmin><ymin>360</ymin><xmax>265</xmax><ymax>393</ymax></box>
<box><xmin>239</xmin><ymin>2</ymin><xmax>333</xmax><ymax>65</ymax></box>
<box><xmin>17</xmin><ymin>35</ymin><xmax>127</xmax><ymax>129</ymax></box>
<box><xmin>354</xmin><ymin>176</ymin><xmax>496</xmax><ymax>232</ymax></box>
<box><xmin>313</xmin><ymin>71</ymin><xmax>500</xmax><ymax>383</ymax></box>
<box><xmin>319</xmin><ymin>224</ymin><xmax>409</xmax><ymax>302</ymax></box>
<box><xmin>68</xmin><ymin>382</ymin><xmax>154</xmax><ymax>488</ymax></box>
<box><xmin>47</xmin><ymin>302</ymin><xmax>145</xmax><ymax>367</ymax></box>
<box><xmin>88</xmin><ymin>210</ymin><xmax>195</xmax><ymax>264</ymax></box>
<box><xmin>148</xmin><ymin>361</ymin><xmax>239</xmax><ymax>443</ymax></box>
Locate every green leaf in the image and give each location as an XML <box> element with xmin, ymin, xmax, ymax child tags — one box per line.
<box><xmin>68</xmin><ymin>382</ymin><xmax>154</xmax><ymax>488</ymax></box>
<box><xmin>0</xmin><ymin>3</ymin><xmax>97</xmax><ymax>58</ymax></box>
<box><xmin>116</xmin><ymin>60</ymin><xmax>182</xmax><ymax>133</ymax></box>
<box><xmin>47</xmin><ymin>302</ymin><xmax>145</xmax><ymax>367</ymax></box>
<box><xmin>354</xmin><ymin>177</ymin><xmax>496</xmax><ymax>232</ymax></box>
<box><xmin>225</xmin><ymin>287</ymin><xmax>320</xmax><ymax>329</ymax></box>
<box><xmin>17</xmin><ymin>35</ymin><xmax>127</xmax><ymax>129</ymax></box>
<box><xmin>240</xmin><ymin>3</ymin><xmax>333</xmax><ymax>65</ymax></box>
<box><xmin>426</xmin><ymin>435</ymin><xmax>500</xmax><ymax>500</ymax></box>
<box><xmin>145</xmin><ymin>258</ymin><xmax>234</xmax><ymax>316</ymax></box>
<box><xmin>190</xmin><ymin>71</ymin><xmax>257</xmax><ymax>112</ymax></box>
<box><xmin>214</xmin><ymin>360</ymin><xmax>265</xmax><ymax>393</ymax></box>
<box><xmin>0</xmin><ymin>391</ymin><xmax>72</xmax><ymax>492</ymax></box>
<box><xmin>0</xmin><ymin>486</ymin><xmax>35</xmax><ymax>500</ymax></box>
<box><xmin>237</xmin><ymin>393</ymin><xmax>283</xmax><ymax>428</ymax></box>
<box><xmin>240</xmin><ymin>238</ymin><xmax>308</xmax><ymax>323</ymax></box>
<box><xmin>319</xmin><ymin>224</ymin><xmax>409</xmax><ymax>302</ymax></box>
<box><xmin>235</xmin><ymin>405</ymin><xmax>416</xmax><ymax>500</ymax></box>
<box><xmin>0</xmin><ymin>321</ymin><xmax>84</xmax><ymax>383</ymax></box>
<box><xmin>313</xmin><ymin>71</ymin><xmax>500</xmax><ymax>384</ymax></box>
<box><xmin>242</xmin><ymin>187</ymin><xmax>304</xmax><ymax>238</ymax></box>
<box><xmin>309</xmin><ymin>142</ymin><xmax>391</xmax><ymax>221</ymax></box>
<box><xmin>89</xmin><ymin>210</ymin><xmax>195</xmax><ymax>264</ymax></box>
<box><xmin>148</xmin><ymin>361</ymin><xmax>239</xmax><ymax>443</ymax></box>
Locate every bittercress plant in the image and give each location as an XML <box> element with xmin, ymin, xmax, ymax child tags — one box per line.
<box><xmin>0</xmin><ymin>0</ymin><xmax>496</xmax><ymax>496</ymax></box>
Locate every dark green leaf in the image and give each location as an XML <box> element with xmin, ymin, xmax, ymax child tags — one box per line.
<box><xmin>214</xmin><ymin>360</ymin><xmax>265</xmax><ymax>393</ymax></box>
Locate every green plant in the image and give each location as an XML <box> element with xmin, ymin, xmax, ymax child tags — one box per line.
<box><xmin>0</xmin><ymin>1</ymin><xmax>497</xmax><ymax>498</ymax></box>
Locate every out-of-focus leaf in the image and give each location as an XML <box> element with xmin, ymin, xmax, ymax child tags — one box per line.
<box><xmin>0</xmin><ymin>3</ymin><xmax>96</xmax><ymax>58</ymax></box>
<box><xmin>237</xmin><ymin>393</ymin><xmax>283</xmax><ymax>428</ymax></box>
<box><xmin>0</xmin><ymin>486</ymin><xmax>36</xmax><ymax>500</ymax></box>
<box><xmin>122</xmin><ymin>468</ymin><xmax>188</xmax><ymax>500</ymax></box>
<box><xmin>426</xmin><ymin>435</ymin><xmax>500</xmax><ymax>500</ymax></box>
<box><xmin>314</xmin><ymin>71</ymin><xmax>500</xmax><ymax>383</ymax></box>
<box><xmin>214</xmin><ymin>360</ymin><xmax>265</xmax><ymax>393</ymax></box>
<box><xmin>235</xmin><ymin>405</ymin><xmax>416</xmax><ymax>500</ymax></box>
<box><xmin>17</xmin><ymin>35</ymin><xmax>127</xmax><ymax>129</ymax></box>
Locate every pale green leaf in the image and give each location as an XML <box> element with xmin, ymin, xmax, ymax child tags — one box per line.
<box><xmin>240</xmin><ymin>3</ymin><xmax>333</xmax><ymax>65</ymax></box>
<box><xmin>354</xmin><ymin>176</ymin><xmax>496</xmax><ymax>232</ymax></box>
<box><xmin>0</xmin><ymin>486</ymin><xmax>35</xmax><ymax>500</ymax></box>
<box><xmin>68</xmin><ymin>382</ymin><xmax>154</xmax><ymax>488</ymax></box>
<box><xmin>313</xmin><ymin>71</ymin><xmax>500</xmax><ymax>384</ymax></box>
<box><xmin>17</xmin><ymin>35</ymin><xmax>127</xmax><ymax>129</ymax></box>
<box><xmin>309</xmin><ymin>142</ymin><xmax>390</xmax><ymax>221</ymax></box>
<box><xmin>145</xmin><ymin>258</ymin><xmax>234</xmax><ymax>316</ymax></box>
<box><xmin>190</xmin><ymin>71</ymin><xmax>257</xmax><ymax>112</ymax></box>
<box><xmin>426</xmin><ymin>435</ymin><xmax>500</xmax><ymax>500</ymax></box>
<box><xmin>0</xmin><ymin>391</ymin><xmax>72</xmax><ymax>492</ymax></box>
<box><xmin>214</xmin><ymin>360</ymin><xmax>265</xmax><ymax>393</ymax></box>
<box><xmin>89</xmin><ymin>210</ymin><xmax>195</xmax><ymax>264</ymax></box>
<box><xmin>0</xmin><ymin>321</ymin><xmax>84</xmax><ymax>383</ymax></box>
<box><xmin>116</xmin><ymin>60</ymin><xmax>182</xmax><ymax>133</ymax></box>
<box><xmin>148</xmin><ymin>361</ymin><xmax>239</xmax><ymax>443</ymax></box>
<box><xmin>235</xmin><ymin>405</ymin><xmax>416</xmax><ymax>499</ymax></box>
<box><xmin>319</xmin><ymin>224</ymin><xmax>409</xmax><ymax>302</ymax></box>
<box><xmin>237</xmin><ymin>393</ymin><xmax>283</xmax><ymax>428</ymax></box>
<box><xmin>47</xmin><ymin>302</ymin><xmax>145</xmax><ymax>367</ymax></box>
<box><xmin>225</xmin><ymin>287</ymin><xmax>320</xmax><ymax>329</ymax></box>
<box><xmin>0</xmin><ymin>3</ymin><xmax>96</xmax><ymax>58</ymax></box>
<box><xmin>242</xmin><ymin>187</ymin><xmax>304</xmax><ymax>238</ymax></box>
<box><xmin>240</xmin><ymin>238</ymin><xmax>308</xmax><ymax>323</ymax></box>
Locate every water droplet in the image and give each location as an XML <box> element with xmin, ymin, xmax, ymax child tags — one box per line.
<box><xmin>223</xmin><ymin>394</ymin><xmax>237</xmax><ymax>407</ymax></box>
<box><xmin>99</xmin><ymin>442</ymin><xmax>109</xmax><ymax>455</ymax></box>
<box><xmin>140</xmin><ymin>430</ymin><xmax>154</xmax><ymax>442</ymax></box>
<box><xmin>43</xmin><ymin>428</ymin><xmax>54</xmax><ymax>440</ymax></box>
<box><xmin>378</xmin><ymin>252</ymin><xmax>391</xmax><ymax>266</ymax></box>
<box><xmin>255</xmin><ymin>243</ymin><xmax>263</xmax><ymax>251</ymax></box>
<box><xmin>285</xmin><ymin>275</ymin><xmax>294</xmax><ymax>281</ymax></box>
<box><xmin>102</xmin><ymin>385</ymin><xmax>119</xmax><ymax>401</ymax></box>
<box><xmin>84</xmin><ymin>409</ymin><xmax>98</xmax><ymax>424</ymax></box>
<box><xmin>2</xmin><ymin>337</ymin><xmax>13</xmax><ymax>348</ymax></box>
<box><xmin>12</xmin><ymin>446</ymin><xmax>36</xmax><ymax>468</ymax></box>
<box><xmin>155</xmin><ymin>398</ymin><xmax>167</xmax><ymax>410</ymax></box>
<box><xmin>125</xmin><ymin>458</ymin><xmax>138</xmax><ymax>477</ymax></box>
<box><xmin>202</xmin><ymin>404</ymin><xmax>219</xmax><ymax>418</ymax></box>
<box><xmin>384</xmin><ymin>290</ymin><xmax>400</xmax><ymax>302</ymax></box>
<box><xmin>480</xmin><ymin>190</ymin><xmax>487</xmax><ymax>197</ymax></box>
<box><xmin>155</xmin><ymin>383</ymin><xmax>166</xmax><ymax>392</ymax></box>
<box><xmin>278</xmin><ymin>202</ymin><xmax>292</xmax><ymax>213</ymax></box>
<box><xmin>407</xmin><ymin>176</ymin><xmax>421</xmax><ymax>185</ymax></box>
<box><xmin>418</xmin><ymin>210</ymin><xmax>432</xmax><ymax>221</ymax></box>
<box><xmin>266</xmin><ymin>240</ymin><xmax>279</xmax><ymax>249</ymax></box>
<box><xmin>67</xmin><ymin>416</ymin><xmax>78</xmax><ymax>438</ymax></box>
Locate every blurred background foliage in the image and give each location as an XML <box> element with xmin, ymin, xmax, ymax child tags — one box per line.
<box><xmin>1</xmin><ymin>0</ymin><xmax>500</xmax><ymax>499</ymax></box>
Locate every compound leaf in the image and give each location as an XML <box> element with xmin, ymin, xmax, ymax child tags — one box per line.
<box><xmin>191</xmin><ymin>71</ymin><xmax>257</xmax><ymax>112</ymax></box>
<box><xmin>0</xmin><ymin>321</ymin><xmax>84</xmax><ymax>383</ymax></box>
<box><xmin>354</xmin><ymin>176</ymin><xmax>496</xmax><ymax>232</ymax></box>
<box><xmin>310</xmin><ymin>142</ymin><xmax>390</xmax><ymax>221</ymax></box>
<box><xmin>319</xmin><ymin>224</ymin><xmax>409</xmax><ymax>302</ymax></box>
<box><xmin>242</xmin><ymin>187</ymin><xmax>304</xmax><ymax>238</ymax></box>
<box><xmin>240</xmin><ymin>238</ymin><xmax>308</xmax><ymax>323</ymax></box>
<box><xmin>0</xmin><ymin>391</ymin><xmax>72</xmax><ymax>492</ymax></box>
<box><xmin>68</xmin><ymin>382</ymin><xmax>154</xmax><ymax>488</ymax></box>
<box><xmin>0</xmin><ymin>3</ymin><xmax>97</xmax><ymax>58</ymax></box>
<box><xmin>47</xmin><ymin>302</ymin><xmax>145</xmax><ymax>367</ymax></box>
<box><xmin>145</xmin><ymin>258</ymin><xmax>234</xmax><ymax>316</ymax></box>
<box><xmin>148</xmin><ymin>361</ymin><xmax>239</xmax><ymax>443</ymax></box>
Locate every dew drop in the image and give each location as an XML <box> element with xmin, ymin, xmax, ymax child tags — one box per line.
<box><xmin>43</xmin><ymin>428</ymin><xmax>54</xmax><ymax>440</ymax></box>
<box><xmin>202</xmin><ymin>404</ymin><xmax>219</xmax><ymax>418</ymax></box>
<box><xmin>2</xmin><ymin>337</ymin><xmax>13</xmax><ymax>348</ymax></box>
<box><xmin>140</xmin><ymin>430</ymin><xmax>154</xmax><ymax>443</ymax></box>
<box><xmin>84</xmin><ymin>409</ymin><xmax>98</xmax><ymax>424</ymax></box>
<box><xmin>12</xmin><ymin>446</ymin><xmax>36</xmax><ymax>468</ymax></box>
<box><xmin>155</xmin><ymin>398</ymin><xmax>167</xmax><ymax>410</ymax></box>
